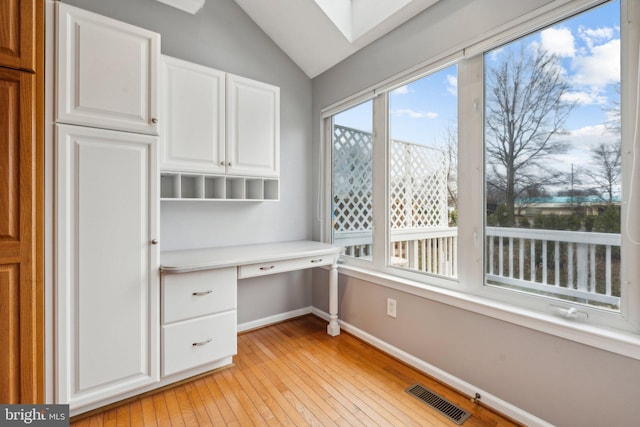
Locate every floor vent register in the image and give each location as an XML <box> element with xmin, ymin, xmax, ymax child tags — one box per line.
<box><xmin>405</xmin><ymin>383</ymin><xmax>472</xmax><ymax>425</ymax></box>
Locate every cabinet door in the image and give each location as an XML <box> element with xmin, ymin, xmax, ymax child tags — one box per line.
<box><xmin>0</xmin><ymin>0</ymin><xmax>38</xmax><ymax>72</ymax></box>
<box><xmin>160</xmin><ymin>55</ymin><xmax>225</xmax><ymax>173</ymax></box>
<box><xmin>0</xmin><ymin>67</ymin><xmax>40</xmax><ymax>403</ymax></box>
<box><xmin>56</xmin><ymin>3</ymin><xmax>160</xmax><ymax>134</ymax></box>
<box><xmin>226</xmin><ymin>74</ymin><xmax>279</xmax><ymax>177</ymax></box>
<box><xmin>55</xmin><ymin>125</ymin><xmax>159</xmax><ymax>412</ymax></box>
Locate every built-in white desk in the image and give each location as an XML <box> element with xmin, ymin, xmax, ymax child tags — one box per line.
<box><xmin>160</xmin><ymin>240</ymin><xmax>342</xmax><ymax>336</ymax></box>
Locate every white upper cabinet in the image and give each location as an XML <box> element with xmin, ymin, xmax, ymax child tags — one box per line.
<box><xmin>160</xmin><ymin>55</ymin><xmax>226</xmax><ymax>173</ymax></box>
<box><xmin>56</xmin><ymin>3</ymin><xmax>160</xmax><ymax>135</ymax></box>
<box><xmin>159</xmin><ymin>58</ymin><xmax>280</xmax><ymax>200</ymax></box>
<box><xmin>226</xmin><ymin>74</ymin><xmax>280</xmax><ymax>177</ymax></box>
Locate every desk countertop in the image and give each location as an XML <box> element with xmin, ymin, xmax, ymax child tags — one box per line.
<box><xmin>160</xmin><ymin>240</ymin><xmax>340</xmax><ymax>273</ymax></box>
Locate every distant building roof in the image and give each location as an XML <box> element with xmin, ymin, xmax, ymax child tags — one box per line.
<box><xmin>515</xmin><ymin>195</ymin><xmax>621</xmax><ymax>205</ymax></box>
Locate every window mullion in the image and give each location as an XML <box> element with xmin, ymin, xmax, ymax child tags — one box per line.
<box><xmin>457</xmin><ymin>56</ymin><xmax>485</xmax><ymax>292</ymax></box>
<box><xmin>323</xmin><ymin>117</ymin><xmax>333</xmax><ymax>244</ymax></box>
<box><xmin>621</xmin><ymin>0</ymin><xmax>640</xmax><ymax>330</ymax></box>
<box><xmin>371</xmin><ymin>92</ymin><xmax>388</xmax><ymax>267</ymax></box>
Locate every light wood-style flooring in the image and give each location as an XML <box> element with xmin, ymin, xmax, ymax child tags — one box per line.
<box><xmin>71</xmin><ymin>315</ymin><xmax>519</xmax><ymax>426</ymax></box>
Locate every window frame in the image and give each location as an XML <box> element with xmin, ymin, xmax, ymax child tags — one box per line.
<box><xmin>322</xmin><ymin>0</ymin><xmax>640</xmax><ymax>346</ymax></box>
<box><xmin>470</xmin><ymin>0</ymin><xmax>637</xmax><ymax>333</ymax></box>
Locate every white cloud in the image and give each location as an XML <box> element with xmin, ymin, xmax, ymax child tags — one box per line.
<box><xmin>566</xmin><ymin>124</ymin><xmax>617</xmax><ymax>150</ymax></box>
<box><xmin>446</xmin><ymin>74</ymin><xmax>457</xmax><ymax>96</ymax></box>
<box><xmin>552</xmin><ymin>152</ymin><xmax>591</xmax><ymax>167</ymax></box>
<box><xmin>392</xmin><ymin>85</ymin><xmax>410</xmax><ymax>95</ymax></box>
<box><xmin>488</xmin><ymin>47</ymin><xmax>504</xmax><ymax>61</ymax></box>
<box><xmin>605</xmin><ymin>108</ymin><xmax>620</xmax><ymax>123</ymax></box>
<box><xmin>545</xmin><ymin>124</ymin><xmax>617</xmax><ymax>172</ymax></box>
<box><xmin>540</xmin><ymin>27</ymin><xmax>575</xmax><ymax>57</ymax></box>
<box><xmin>578</xmin><ymin>26</ymin><xmax>614</xmax><ymax>49</ymax></box>
<box><xmin>392</xmin><ymin>108</ymin><xmax>438</xmax><ymax>119</ymax></box>
<box><xmin>571</xmin><ymin>38</ymin><xmax>620</xmax><ymax>89</ymax></box>
<box><xmin>561</xmin><ymin>90</ymin><xmax>607</xmax><ymax>106</ymax></box>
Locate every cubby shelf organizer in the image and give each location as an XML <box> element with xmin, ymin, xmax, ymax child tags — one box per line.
<box><xmin>161</xmin><ymin>172</ymin><xmax>279</xmax><ymax>201</ymax></box>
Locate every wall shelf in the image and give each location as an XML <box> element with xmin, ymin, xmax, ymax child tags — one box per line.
<box><xmin>161</xmin><ymin>172</ymin><xmax>279</xmax><ymax>201</ymax></box>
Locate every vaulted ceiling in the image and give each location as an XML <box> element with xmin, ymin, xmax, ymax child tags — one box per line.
<box><xmin>232</xmin><ymin>0</ymin><xmax>441</xmax><ymax>78</ymax></box>
<box><xmin>155</xmin><ymin>0</ymin><xmax>441</xmax><ymax>78</ymax></box>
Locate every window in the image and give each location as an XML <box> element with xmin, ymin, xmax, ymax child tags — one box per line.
<box><xmin>388</xmin><ymin>66</ymin><xmax>458</xmax><ymax>278</ymax></box>
<box><xmin>326</xmin><ymin>0</ymin><xmax>639</xmax><ymax>334</ymax></box>
<box><xmin>331</xmin><ymin>100</ymin><xmax>374</xmax><ymax>259</ymax></box>
<box><xmin>483</xmin><ymin>1</ymin><xmax>622</xmax><ymax>315</ymax></box>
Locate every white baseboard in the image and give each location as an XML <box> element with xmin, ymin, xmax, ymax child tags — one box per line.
<box><xmin>237</xmin><ymin>306</ymin><xmax>313</xmax><ymax>333</ymax></box>
<box><xmin>311</xmin><ymin>308</ymin><xmax>552</xmax><ymax>427</ymax></box>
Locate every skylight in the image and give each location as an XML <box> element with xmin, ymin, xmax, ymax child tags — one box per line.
<box><xmin>156</xmin><ymin>0</ymin><xmax>205</xmax><ymax>14</ymax></box>
<box><xmin>315</xmin><ymin>0</ymin><xmax>416</xmax><ymax>42</ymax></box>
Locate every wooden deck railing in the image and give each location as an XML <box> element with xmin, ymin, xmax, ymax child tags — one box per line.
<box><xmin>390</xmin><ymin>227</ymin><xmax>458</xmax><ymax>277</ymax></box>
<box><xmin>485</xmin><ymin>226</ymin><xmax>620</xmax><ymax>307</ymax></box>
<box><xmin>334</xmin><ymin>226</ymin><xmax>620</xmax><ymax>307</ymax></box>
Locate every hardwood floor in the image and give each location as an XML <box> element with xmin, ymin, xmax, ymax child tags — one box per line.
<box><xmin>71</xmin><ymin>315</ymin><xmax>520</xmax><ymax>426</ymax></box>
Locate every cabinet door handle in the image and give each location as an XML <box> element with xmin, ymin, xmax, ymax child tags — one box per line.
<box><xmin>151</xmin><ymin>118</ymin><xmax>158</xmax><ymax>124</ymax></box>
<box><xmin>227</xmin><ymin>162</ymin><xmax>232</xmax><ymax>167</ymax></box>
<box><xmin>259</xmin><ymin>265</ymin><xmax>275</xmax><ymax>271</ymax></box>
<box><xmin>192</xmin><ymin>290</ymin><xmax>213</xmax><ymax>296</ymax></box>
<box><xmin>310</xmin><ymin>258</ymin><xmax>323</xmax><ymax>263</ymax></box>
<box><xmin>151</xmin><ymin>239</ymin><xmax>159</xmax><ymax>245</ymax></box>
<box><xmin>192</xmin><ymin>338</ymin><xmax>213</xmax><ymax>347</ymax></box>
<box><xmin>220</xmin><ymin>161</ymin><xmax>225</xmax><ymax>166</ymax></box>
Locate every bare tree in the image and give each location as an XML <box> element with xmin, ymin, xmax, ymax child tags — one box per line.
<box><xmin>585</xmin><ymin>142</ymin><xmax>621</xmax><ymax>204</ymax></box>
<box><xmin>587</xmin><ymin>81</ymin><xmax>622</xmax><ymax>204</ymax></box>
<box><xmin>444</xmin><ymin>121</ymin><xmax>458</xmax><ymax>208</ymax></box>
<box><xmin>485</xmin><ymin>45</ymin><xmax>575</xmax><ymax>225</ymax></box>
<box><xmin>604</xmin><ymin>82</ymin><xmax>621</xmax><ymax>135</ymax></box>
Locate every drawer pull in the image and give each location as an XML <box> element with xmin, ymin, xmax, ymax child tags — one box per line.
<box><xmin>310</xmin><ymin>258</ymin><xmax>323</xmax><ymax>263</ymax></box>
<box><xmin>192</xmin><ymin>338</ymin><xmax>213</xmax><ymax>347</ymax></box>
<box><xmin>259</xmin><ymin>265</ymin><xmax>275</xmax><ymax>271</ymax></box>
<box><xmin>192</xmin><ymin>290</ymin><xmax>213</xmax><ymax>296</ymax></box>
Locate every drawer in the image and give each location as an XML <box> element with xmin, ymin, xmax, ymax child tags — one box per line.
<box><xmin>238</xmin><ymin>255</ymin><xmax>333</xmax><ymax>279</ymax></box>
<box><xmin>162</xmin><ymin>267</ymin><xmax>236</xmax><ymax>324</ymax></box>
<box><xmin>162</xmin><ymin>310</ymin><xmax>237</xmax><ymax>377</ymax></box>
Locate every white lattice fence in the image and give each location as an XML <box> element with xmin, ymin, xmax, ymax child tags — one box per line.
<box><xmin>332</xmin><ymin>126</ymin><xmax>450</xmax><ymax>261</ymax></box>
<box><xmin>332</xmin><ymin>126</ymin><xmax>373</xmax><ymax>233</ymax></box>
<box><xmin>390</xmin><ymin>139</ymin><xmax>449</xmax><ymax>229</ymax></box>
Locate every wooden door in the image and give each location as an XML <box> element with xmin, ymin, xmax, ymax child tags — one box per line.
<box><xmin>0</xmin><ymin>0</ymin><xmax>36</xmax><ymax>71</ymax></box>
<box><xmin>56</xmin><ymin>3</ymin><xmax>160</xmax><ymax>135</ymax></box>
<box><xmin>160</xmin><ymin>55</ymin><xmax>226</xmax><ymax>174</ymax></box>
<box><xmin>0</xmin><ymin>0</ymin><xmax>43</xmax><ymax>404</ymax></box>
<box><xmin>56</xmin><ymin>125</ymin><xmax>159</xmax><ymax>413</ymax></box>
<box><xmin>226</xmin><ymin>74</ymin><xmax>280</xmax><ymax>177</ymax></box>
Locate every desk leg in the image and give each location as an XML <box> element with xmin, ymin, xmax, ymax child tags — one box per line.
<box><xmin>327</xmin><ymin>261</ymin><xmax>340</xmax><ymax>336</ymax></box>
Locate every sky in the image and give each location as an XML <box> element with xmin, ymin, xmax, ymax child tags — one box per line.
<box><xmin>489</xmin><ymin>0</ymin><xmax>621</xmax><ymax>181</ymax></box>
<box><xmin>334</xmin><ymin>0</ymin><xmax>621</xmax><ymax>193</ymax></box>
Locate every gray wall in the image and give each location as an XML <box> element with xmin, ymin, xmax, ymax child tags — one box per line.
<box><xmin>60</xmin><ymin>0</ymin><xmax>315</xmax><ymax>321</ymax></box>
<box><xmin>312</xmin><ymin>0</ymin><xmax>640</xmax><ymax>425</ymax></box>
<box><xmin>313</xmin><ymin>270</ymin><xmax>640</xmax><ymax>426</ymax></box>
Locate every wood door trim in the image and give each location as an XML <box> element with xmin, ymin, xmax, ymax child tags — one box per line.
<box><xmin>0</xmin><ymin>0</ymin><xmax>44</xmax><ymax>404</ymax></box>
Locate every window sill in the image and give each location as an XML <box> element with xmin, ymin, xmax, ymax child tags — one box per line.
<box><xmin>337</xmin><ymin>263</ymin><xmax>640</xmax><ymax>360</ymax></box>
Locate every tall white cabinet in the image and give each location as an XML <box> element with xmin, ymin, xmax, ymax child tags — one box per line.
<box><xmin>55</xmin><ymin>3</ymin><xmax>160</xmax><ymax>415</ymax></box>
<box><xmin>55</xmin><ymin>125</ymin><xmax>159</xmax><ymax>411</ymax></box>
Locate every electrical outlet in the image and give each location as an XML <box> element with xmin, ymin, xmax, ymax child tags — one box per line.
<box><xmin>387</xmin><ymin>298</ymin><xmax>397</xmax><ymax>318</ymax></box>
